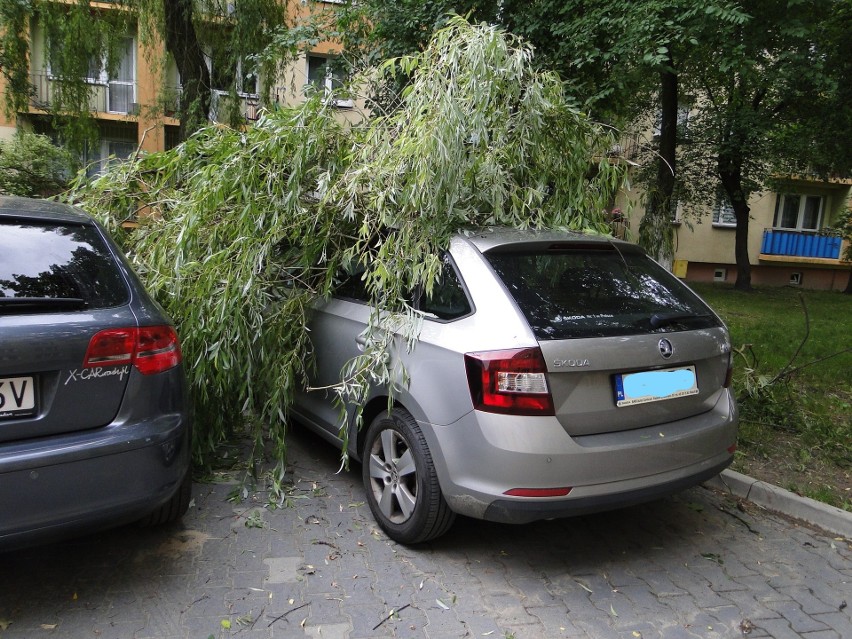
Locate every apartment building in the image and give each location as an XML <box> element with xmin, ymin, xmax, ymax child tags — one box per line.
<box><xmin>615</xmin><ymin>140</ymin><xmax>851</xmax><ymax>292</ymax></box>
<box><xmin>0</xmin><ymin>0</ymin><xmax>361</xmax><ymax>174</ymax></box>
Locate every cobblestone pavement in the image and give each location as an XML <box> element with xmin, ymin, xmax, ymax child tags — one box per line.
<box><xmin>1</xmin><ymin>426</ymin><xmax>850</xmax><ymax>639</ymax></box>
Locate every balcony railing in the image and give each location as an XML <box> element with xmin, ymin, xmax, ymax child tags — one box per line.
<box><xmin>29</xmin><ymin>73</ymin><xmax>138</xmax><ymax>115</ymax></box>
<box><xmin>162</xmin><ymin>87</ymin><xmax>261</xmax><ymax>124</ymax></box>
<box><xmin>760</xmin><ymin>228</ymin><xmax>842</xmax><ymax>260</ymax></box>
<box><xmin>210</xmin><ymin>90</ymin><xmax>261</xmax><ymax>123</ymax></box>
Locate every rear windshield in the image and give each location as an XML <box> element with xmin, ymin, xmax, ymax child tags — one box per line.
<box><xmin>485</xmin><ymin>246</ymin><xmax>721</xmax><ymax>339</ymax></box>
<box><xmin>0</xmin><ymin>220</ymin><xmax>128</xmax><ymax>311</ymax></box>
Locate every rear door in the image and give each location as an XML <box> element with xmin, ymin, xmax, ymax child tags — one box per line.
<box><xmin>0</xmin><ymin>217</ymin><xmax>135</xmax><ymax>442</ymax></box>
<box><xmin>293</xmin><ymin>271</ymin><xmax>372</xmax><ymax>441</ymax></box>
<box><xmin>483</xmin><ymin>243</ymin><xmax>731</xmax><ymax>437</ymax></box>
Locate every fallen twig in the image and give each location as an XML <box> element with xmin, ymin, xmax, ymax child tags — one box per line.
<box><xmin>373</xmin><ymin>603</ymin><xmax>411</xmax><ymax>630</ymax></box>
<box><xmin>267</xmin><ymin>602</ymin><xmax>310</xmax><ymax>627</ymax></box>
<box><xmin>717</xmin><ymin>505</ymin><xmax>761</xmax><ymax>535</ymax></box>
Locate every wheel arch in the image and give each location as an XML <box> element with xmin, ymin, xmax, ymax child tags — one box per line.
<box><xmin>354</xmin><ymin>392</ymin><xmax>429</xmax><ymax>462</ymax></box>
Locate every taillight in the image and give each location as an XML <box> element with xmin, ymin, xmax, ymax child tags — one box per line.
<box><xmin>83</xmin><ymin>328</ymin><xmax>135</xmax><ymax>367</ymax></box>
<box><xmin>84</xmin><ymin>326</ymin><xmax>182</xmax><ymax>375</ymax></box>
<box><xmin>464</xmin><ymin>347</ymin><xmax>555</xmax><ymax>416</ymax></box>
<box><xmin>135</xmin><ymin>326</ymin><xmax>182</xmax><ymax>375</ymax></box>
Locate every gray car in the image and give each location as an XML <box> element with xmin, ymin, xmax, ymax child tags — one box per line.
<box><xmin>292</xmin><ymin>229</ymin><xmax>738</xmax><ymax>544</ymax></box>
<box><xmin>0</xmin><ymin>196</ymin><xmax>191</xmax><ymax>549</ymax></box>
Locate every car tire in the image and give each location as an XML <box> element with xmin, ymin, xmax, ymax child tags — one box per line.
<box><xmin>138</xmin><ymin>469</ymin><xmax>192</xmax><ymax>527</ymax></box>
<box><xmin>362</xmin><ymin>407</ymin><xmax>455</xmax><ymax>544</ymax></box>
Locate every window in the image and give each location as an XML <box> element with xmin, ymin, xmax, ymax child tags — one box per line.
<box><xmin>333</xmin><ymin>255</ymin><xmax>472</xmax><ymax>321</ymax></box>
<box><xmin>652</xmin><ymin>103</ymin><xmax>691</xmax><ymax>139</ymax></box>
<box><xmin>415</xmin><ymin>256</ymin><xmax>472</xmax><ymax>321</ymax></box>
<box><xmin>82</xmin><ymin>124</ymin><xmax>137</xmax><ymax>177</ymax></box>
<box><xmin>306</xmin><ymin>54</ymin><xmax>352</xmax><ymax>108</ymax></box>
<box><xmin>773</xmin><ymin>194</ymin><xmax>824</xmax><ymax>231</ymax></box>
<box><xmin>86</xmin><ymin>55</ymin><xmax>104</xmax><ymax>84</ymax></box>
<box><xmin>484</xmin><ymin>246</ymin><xmax>721</xmax><ymax>340</ymax></box>
<box><xmin>669</xmin><ymin>199</ymin><xmax>683</xmax><ymax>224</ymax></box>
<box><xmin>108</xmin><ymin>37</ymin><xmax>136</xmax><ymax>113</ymax></box>
<box><xmin>208</xmin><ymin>50</ymin><xmax>258</xmax><ymax>96</ymax></box>
<box><xmin>712</xmin><ymin>192</ymin><xmax>737</xmax><ymax>227</ymax></box>
<box><xmin>0</xmin><ymin>220</ymin><xmax>128</xmax><ymax>308</ymax></box>
<box><xmin>47</xmin><ymin>35</ymin><xmax>136</xmax><ymax>114</ymax></box>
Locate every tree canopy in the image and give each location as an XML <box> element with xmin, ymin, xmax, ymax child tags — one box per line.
<box><xmin>69</xmin><ymin>17</ymin><xmax>626</xmax><ymax>486</ymax></box>
<box><xmin>0</xmin><ymin>132</ymin><xmax>78</xmax><ymax>197</ymax></box>
<box><xmin>673</xmin><ymin>0</ymin><xmax>852</xmax><ymax>289</ymax></box>
<box><xmin>340</xmin><ymin>0</ymin><xmax>851</xmax><ymax>289</ymax></box>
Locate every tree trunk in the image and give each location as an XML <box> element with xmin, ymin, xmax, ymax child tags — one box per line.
<box><xmin>162</xmin><ymin>0</ymin><xmax>211</xmax><ymax>140</ymax></box>
<box><xmin>638</xmin><ymin>59</ymin><xmax>677</xmax><ymax>270</ymax></box>
<box><xmin>718</xmin><ymin>162</ymin><xmax>752</xmax><ymax>291</ymax></box>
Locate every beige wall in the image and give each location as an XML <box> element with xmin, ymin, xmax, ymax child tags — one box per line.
<box><xmin>619</xmin><ymin>176</ymin><xmax>851</xmax><ymax>290</ymax></box>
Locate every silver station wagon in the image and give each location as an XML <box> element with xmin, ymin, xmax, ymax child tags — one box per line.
<box><xmin>293</xmin><ymin>229</ymin><xmax>738</xmax><ymax>544</ymax></box>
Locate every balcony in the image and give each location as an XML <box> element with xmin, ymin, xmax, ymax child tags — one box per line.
<box><xmin>760</xmin><ymin>228</ymin><xmax>847</xmax><ymax>264</ymax></box>
<box><xmin>29</xmin><ymin>73</ymin><xmax>138</xmax><ymax>116</ymax></box>
<box><xmin>162</xmin><ymin>87</ymin><xmax>261</xmax><ymax>124</ymax></box>
<box><xmin>210</xmin><ymin>90</ymin><xmax>261</xmax><ymax>124</ymax></box>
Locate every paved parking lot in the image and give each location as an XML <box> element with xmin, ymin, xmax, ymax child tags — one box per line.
<box><xmin>1</xmin><ymin>425</ymin><xmax>850</xmax><ymax>639</ymax></box>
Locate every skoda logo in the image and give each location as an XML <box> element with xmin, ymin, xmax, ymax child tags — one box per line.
<box><xmin>659</xmin><ymin>338</ymin><xmax>674</xmax><ymax>359</ymax></box>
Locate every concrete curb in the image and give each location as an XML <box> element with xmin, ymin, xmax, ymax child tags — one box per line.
<box><xmin>704</xmin><ymin>469</ymin><xmax>852</xmax><ymax>540</ymax></box>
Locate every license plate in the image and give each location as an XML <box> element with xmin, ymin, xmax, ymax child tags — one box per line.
<box><xmin>614</xmin><ymin>366</ymin><xmax>698</xmax><ymax>407</ymax></box>
<box><xmin>0</xmin><ymin>376</ymin><xmax>36</xmax><ymax>419</ymax></box>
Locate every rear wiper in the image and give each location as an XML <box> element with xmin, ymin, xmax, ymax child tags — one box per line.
<box><xmin>649</xmin><ymin>311</ymin><xmax>710</xmax><ymax>329</ymax></box>
<box><xmin>0</xmin><ymin>297</ymin><xmax>88</xmax><ymax>313</ymax></box>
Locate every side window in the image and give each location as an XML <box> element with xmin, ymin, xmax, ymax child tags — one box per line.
<box><xmin>416</xmin><ymin>255</ymin><xmax>472</xmax><ymax>321</ymax></box>
<box><xmin>334</xmin><ymin>264</ymin><xmax>369</xmax><ymax>303</ymax></box>
<box><xmin>333</xmin><ymin>255</ymin><xmax>473</xmax><ymax>321</ymax></box>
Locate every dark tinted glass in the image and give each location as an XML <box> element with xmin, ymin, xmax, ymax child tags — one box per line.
<box><xmin>485</xmin><ymin>246</ymin><xmax>721</xmax><ymax>339</ymax></box>
<box><xmin>416</xmin><ymin>256</ymin><xmax>472</xmax><ymax>321</ymax></box>
<box><xmin>335</xmin><ymin>255</ymin><xmax>472</xmax><ymax>321</ymax></box>
<box><xmin>334</xmin><ymin>266</ymin><xmax>370</xmax><ymax>302</ymax></box>
<box><xmin>0</xmin><ymin>221</ymin><xmax>128</xmax><ymax>309</ymax></box>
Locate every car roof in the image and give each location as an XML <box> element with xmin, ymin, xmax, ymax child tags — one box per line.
<box><xmin>458</xmin><ymin>227</ymin><xmax>641</xmax><ymax>254</ymax></box>
<box><xmin>0</xmin><ymin>196</ymin><xmax>94</xmax><ymax>225</ymax></box>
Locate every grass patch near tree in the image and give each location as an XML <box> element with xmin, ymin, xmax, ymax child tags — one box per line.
<box><xmin>691</xmin><ymin>283</ymin><xmax>852</xmax><ymax>510</ymax></box>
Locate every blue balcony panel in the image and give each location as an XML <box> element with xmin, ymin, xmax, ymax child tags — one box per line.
<box><xmin>761</xmin><ymin>229</ymin><xmax>841</xmax><ymax>259</ymax></box>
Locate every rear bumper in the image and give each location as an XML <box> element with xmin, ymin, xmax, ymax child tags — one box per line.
<box><xmin>422</xmin><ymin>391</ymin><xmax>738</xmax><ymax>523</ymax></box>
<box><xmin>0</xmin><ymin>414</ymin><xmax>190</xmax><ymax>549</ymax></box>
<box><xmin>482</xmin><ymin>456</ymin><xmax>732</xmax><ymax>524</ymax></box>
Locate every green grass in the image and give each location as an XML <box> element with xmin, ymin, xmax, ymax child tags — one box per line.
<box><xmin>691</xmin><ymin>283</ymin><xmax>851</xmax><ymax>388</ymax></box>
<box><xmin>690</xmin><ymin>283</ymin><xmax>852</xmax><ymax>508</ymax></box>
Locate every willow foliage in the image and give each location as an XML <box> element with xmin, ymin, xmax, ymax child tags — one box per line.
<box><xmin>69</xmin><ymin>17</ymin><xmax>626</xmax><ymax>484</ymax></box>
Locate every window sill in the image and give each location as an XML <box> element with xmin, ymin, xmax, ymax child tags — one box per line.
<box><xmin>712</xmin><ymin>223</ymin><xmax>737</xmax><ymax>229</ymax></box>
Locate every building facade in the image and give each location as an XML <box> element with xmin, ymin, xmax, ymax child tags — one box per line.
<box><xmin>616</xmin><ymin>138</ymin><xmax>851</xmax><ymax>292</ymax></box>
<box><xmin>0</xmin><ymin>0</ymin><xmax>362</xmax><ymax>171</ymax></box>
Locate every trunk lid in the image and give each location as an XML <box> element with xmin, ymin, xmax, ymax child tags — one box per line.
<box><xmin>0</xmin><ymin>310</ymin><xmax>138</xmax><ymax>442</ymax></box>
<box><xmin>478</xmin><ymin>236</ymin><xmax>732</xmax><ymax>436</ymax></box>
<box><xmin>0</xmin><ymin>211</ymin><xmax>136</xmax><ymax>442</ymax></box>
<box><xmin>540</xmin><ymin>329</ymin><xmax>730</xmax><ymax>436</ymax></box>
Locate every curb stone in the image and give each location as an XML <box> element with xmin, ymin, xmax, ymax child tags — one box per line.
<box><xmin>705</xmin><ymin>468</ymin><xmax>852</xmax><ymax>539</ymax></box>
